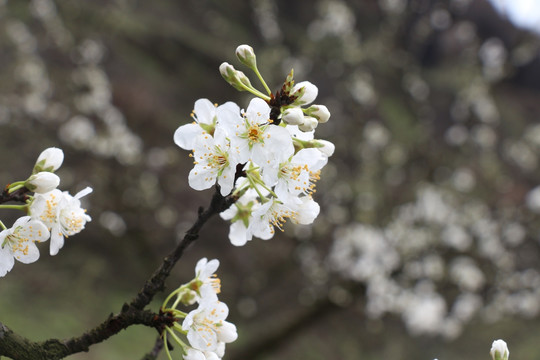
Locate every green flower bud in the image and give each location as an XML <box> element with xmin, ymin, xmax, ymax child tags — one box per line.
<box><xmin>235</xmin><ymin>44</ymin><xmax>257</xmax><ymax>69</ymax></box>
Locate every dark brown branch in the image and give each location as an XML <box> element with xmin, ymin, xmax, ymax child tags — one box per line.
<box><xmin>0</xmin><ymin>187</ymin><xmax>30</xmax><ymax>205</ymax></box>
<box><xmin>0</xmin><ymin>187</ymin><xmax>236</xmax><ymax>360</ymax></box>
<box><xmin>0</xmin><ymin>309</ymin><xmax>173</xmax><ymax>360</ymax></box>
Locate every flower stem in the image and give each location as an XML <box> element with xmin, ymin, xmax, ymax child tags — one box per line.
<box><xmin>7</xmin><ymin>182</ymin><xmax>24</xmax><ymax>194</ymax></box>
<box><xmin>253</xmin><ymin>67</ymin><xmax>272</xmax><ymax>96</ymax></box>
<box><xmin>0</xmin><ymin>204</ymin><xmax>27</xmax><ymax>211</ymax></box>
<box><xmin>238</xmin><ymin>82</ymin><xmax>271</xmax><ymax>101</ymax></box>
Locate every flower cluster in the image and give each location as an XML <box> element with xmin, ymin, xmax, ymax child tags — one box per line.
<box><xmin>161</xmin><ymin>258</ymin><xmax>237</xmax><ymax>360</ymax></box>
<box><xmin>0</xmin><ymin>147</ymin><xmax>92</xmax><ymax>276</ymax></box>
<box><xmin>174</xmin><ymin>45</ymin><xmax>334</xmax><ymax>246</ymax></box>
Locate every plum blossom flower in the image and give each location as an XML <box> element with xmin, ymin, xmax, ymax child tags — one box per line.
<box><xmin>271</xmin><ymin>148</ymin><xmax>327</xmax><ymax>203</ymax></box>
<box><xmin>30</xmin><ymin>187</ymin><xmax>92</xmax><ymax>255</ymax></box>
<box><xmin>220</xmin><ymin>187</ymin><xmax>262</xmax><ymax>246</ymax></box>
<box><xmin>0</xmin><ymin>216</ymin><xmax>50</xmax><ymax>277</ymax></box>
<box><xmin>174</xmin><ymin>99</ymin><xmax>239</xmax><ymax>150</ymax></box>
<box><xmin>247</xmin><ymin>198</ymin><xmax>297</xmax><ymax>240</ymax></box>
<box><xmin>220</xmin><ymin>97</ymin><xmax>294</xmax><ymax>170</ymax></box>
<box><xmin>192</xmin><ymin>258</ymin><xmax>221</xmax><ymax>298</ymax></box>
<box><xmin>248</xmin><ymin>197</ymin><xmax>320</xmax><ymax>241</ymax></box>
<box><xmin>182</xmin><ymin>296</ymin><xmax>238</xmax><ymax>352</ymax></box>
<box><xmin>188</xmin><ymin>128</ymin><xmax>239</xmax><ymax>196</ymax></box>
<box><xmin>33</xmin><ymin>147</ymin><xmax>64</xmax><ymax>173</ymax></box>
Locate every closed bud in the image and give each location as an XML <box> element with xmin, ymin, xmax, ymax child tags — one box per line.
<box><xmin>307</xmin><ymin>104</ymin><xmax>330</xmax><ymax>123</ymax></box>
<box><xmin>281</xmin><ymin>107</ymin><xmax>305</xmax><ymax>125</ymax></box>
<box><xmin>236</xmin><ymin>44</ymin><xmax>257</xmax><ymax>69</ymax></box>
<box><xmin>25</xmin><ymin>172</ymin><xmax>60</xmax><ymax>193</ymax></box>
<box><xmin>292</xmin><ymin>81</ymin><xmax>318</xmax><ymax>106</ymax></box>
<box><xmin>490</xmin><ymin>340</ymin><xmax>509</xmax><ymax>360</ymax></box>
<box><xmin>33</xmin><ymin>147</ymin><xmax>64</xmax><ymax>174</ymax></box>
<box><xmin>298</xmin><ymin>116</ymin><xmax>318</xmax><ymax>132</ymax></box>
<box><xmin>219</xmin><ymin>62</ymin><xmax>251</xmax><ymax>91</ymax></box>
<box><xmin>314</xmin><ymin>139</ymin><xmax>335</xmax><ymax>157</ymax></box>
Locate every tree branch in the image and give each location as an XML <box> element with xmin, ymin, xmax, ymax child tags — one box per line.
<box><xmin>0</xmin><ymin>187</ymin><xmax>235</xmax><ymax>360</ymax></box>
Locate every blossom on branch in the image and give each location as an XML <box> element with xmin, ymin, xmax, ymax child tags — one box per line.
<box><xmin>0</xmin><ymin>216</ymin><xmax>50</xmax><ymax>277</ymax></box>
<box><xmin>30</xmin><ymin>187</ymin><xmax>92</xmax><ymax>255</ymax></box>
<box><xmin>182</xmin><ymin>296</ymin><xmax>238</xmax><ymax>353</ymax></box>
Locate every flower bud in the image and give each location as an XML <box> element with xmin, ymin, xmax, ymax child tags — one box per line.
<box><xmin>25</xmin><ymin>172</ymin><xmax>60</xmax><ymax>193</ymax></box>
<box><xmin>490</xmin><ymin>339</ymin><xmax>509</xmax><ymax>360</ymax></box>
<box><xmin>219</xmin><ymin>62</ymin><xmax>252</xmax><ymax>91</ymax></box>
<box><xmin>236</xmin><ymin>44</ymin><xmax>257</xmax><ymax>69</ymax></box>
<box><xmin>307</xmin><ymin>104</ymin><xmax>330</xmax><ymax>123</ymax></box>
<box><xmin>292</xmin><ymin>81</ymin><xmax>318</xmax><ymax>105</ymax></box>
<box><xmin>33</xmin><ymin>147</ymin><xmax>64</xmax><ymax>173</ymax></box>
<box><xmin>314</xmin><ymin>139</ymin><xmax>335</xmax><ymax>157</ymax></box>
<box><xmin>298</xmin><ymin>116</ymin><xmax>318</xmax><ymax>132</ymax></box>
<box><xmin>281</xmin><ymin>107</ymin><xmax>305</xmax><ymax>125</ymax></box>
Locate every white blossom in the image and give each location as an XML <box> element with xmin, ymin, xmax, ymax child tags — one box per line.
<box><xmin>219</xmin><ymin>97</ymin><xmax>294</xmax><ymax>170</ymax></box>
<box><xmin>182</xmin><ymin>297</ymin><xmax>238</xmax><ymax>352</ymax></box>
<box><xmin>272</xmin><ymin>148</ymin><xmax>327</xmax><ymax>203</ymax></box>
<box><xmin>30</xmin><ymin>187</ymin><xmax>92</xmax><ymax>255</ymax></box>
<box><xmin>174</xmin><ymin>99</ymin><xmax>239</xmax><ymax>150</ymax></box>
<box><xmin>0</xmin><ymin>216</ymin><xmax>50</xmax><ymax>277</ymax></box>
<box><xmin>193</xmin><ymin>258</ymin><xmax>221</xmax><ymax>298</ymax></box>
<box><xmin>188</xmin><ymin>127</ymin><xmax>239</xmax><ymax>196</ymax></box>
<box><xmin>220</xmin><ymin>187</ymin><xmax>261</xmax><ymax>246</ymax></box>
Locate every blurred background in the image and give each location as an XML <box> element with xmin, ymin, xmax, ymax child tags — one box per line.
<box><xmin>1</xmin><ymin>0</ymin><xmax>540</xmax><ymax>359</ymax></box>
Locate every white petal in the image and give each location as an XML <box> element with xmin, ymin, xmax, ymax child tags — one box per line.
<box><xmin>229</xmin><ymin>221</ymin><xmax>249</xmax><ymax>246</ymax></box>
<box><xmin>49</xmin><ymin>226</ymin><xmax>65</xmax><ymax>256</ymax></box>
<box><xmin>286</xmin><ymin>124</ymin><xmax>314</xmax><ymax>141</ymax></box>
<box><xmin>293</xmin><ymin>148</ymin><xmax>327</xmax><ymax>170</ymax></box>
<box><xmin>217</xmin><ymin>166</ymin><xmax>236</xmax><ymax>196</ymax></box>
<box><xmin>14</xmin><ymin>242</ymin><xmax>40</xmax><ymax>264</ymax></box>
<box><xmin>217</xmin><ymin>101</ymin><xmax>240</xmax><ymax>118</ymax></box>
<box><xmin>187</xmin><ymin>324</ymin><xmax>218</xmax><ymax>351</ymax></box>
<box><xmin>174</xmin><ymin>123</ymin><xmax>205</xmax><ymax>150</ymax></box>
<box><xmin>189</xmin><ymin>167</ymin><xmax>217</xmax><ymax>191</ymax></box>
<box><xmin>74</xmin><ymin>186</ymin><xmax>93</xmax><ymax>199</ymax></box>
<box><xmin>18</xmin><ymin>219</ymin><xmax>50</xmax><ymax>243</ymax></box>
<box><xmin>245</xmin><ymin>98</ymin><xmax>271</xmax><ymax>125</ymax></box>
<box><xmin>220</xmin><ymin>205</ymin><xmax>237</xmax><ymax>221</ymax></box>
<box><xmin>198</xmin><ymin>259</ymin><xmax>219</xmax><ymax>280</ymax></box>
<box><xmin>184</xmin><ymin>348</ymin><xmax>206</xmax><ymax>360</ymax></box>
<box><xmin>217</xmin><ymin>321</ymin><xmax>238</xmax><ymax>343</ymax></box>
<box><xmin>194</xmin><ymin>99</ymin><xmax>217</xmax><ymax>125</ymax></box>
<box><xmin>0</xmin><ymin>247</ymin><xmax>15</xmax><ymax>277</ymax></box>
<box><xmin>265</xmin><ymin>126</ymin><xmax>294</xmax><ymax>162</ymax></box>
<box><xmin>294</xmin><ymin>198</ymin><xmax>320</xmax><ymax>224</ymax></box>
